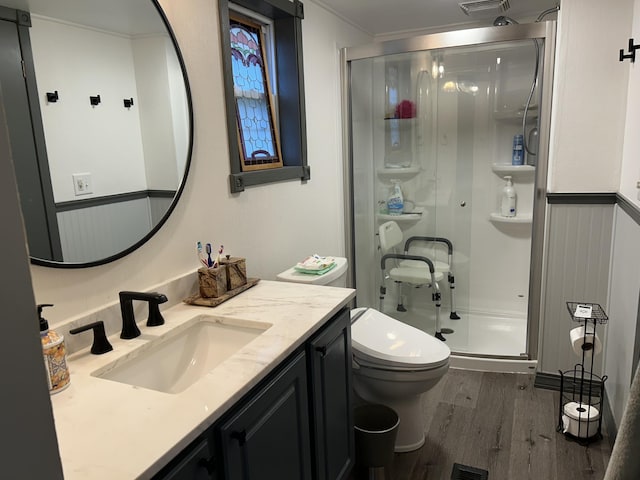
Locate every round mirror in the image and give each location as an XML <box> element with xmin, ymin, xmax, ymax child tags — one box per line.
<box><xmin>0</xmin><ymin>0</ymin><xmax>192</xmax><ymax>267</ymax></box>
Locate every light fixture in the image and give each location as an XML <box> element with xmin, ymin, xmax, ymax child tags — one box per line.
<box><xmin>458</xmin><ymin>0</ymin><xmax>510</xmax><ymax>17</ymax></box>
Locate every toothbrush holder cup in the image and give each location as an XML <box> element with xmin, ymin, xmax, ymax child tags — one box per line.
<box><xmin>198</xmin><ymin>266</ymin><xmax>228</xmax><ymax>298</ymax></box>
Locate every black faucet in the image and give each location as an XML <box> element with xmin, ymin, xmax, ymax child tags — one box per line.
<box><xmin>119</xmin><ymin>291</ymin><xmax>168</xmax><ymax>339</ymax></box>
<box><xmin>69</xmin><ymin>321</ymin><xmax>113</xmax><ymax>354</ymax></box>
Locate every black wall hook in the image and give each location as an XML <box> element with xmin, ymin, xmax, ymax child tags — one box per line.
<box><xmin>46</xmin><ymin>91</ymin><xmax>59</xmax><ymax>102</ymax></box>
<box><xmin>90</xmin><ymin>94</ymin><xmax>101</xmax><ymax>106</ymax></box>
<box><xmin>619</xmin><ymin>38</ymin><xmax>640</xmax><ymax>62</ymax></box>
<box><xmin>123</xmin><ymin>98</ymin><xmax>134</xmax><ymax>108</ymax></box>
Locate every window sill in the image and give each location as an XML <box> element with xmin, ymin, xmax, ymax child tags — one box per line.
<box><xmin>230</xmin><ymin>165</ymin><xmax>310</xmax><ymax>193</ymax></box>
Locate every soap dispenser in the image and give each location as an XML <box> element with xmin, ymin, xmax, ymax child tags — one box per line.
<box><xmin>387</xmin><ymin>180</ymin><xmax>404</xmax><ymax>215</ymax></box>
<box><xmin>38</xmin><ymin>304</ymin><xmax>70</xmax><ymax>394</ymax></box>
<box><xmin>501</xmin><ymin>176</ymin><xmax>517</xmax><ymax>218</ymax></box>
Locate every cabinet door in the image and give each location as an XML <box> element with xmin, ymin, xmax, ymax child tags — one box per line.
<box><xmin>219</xmin><ymin>351</ymin><xmax>312</xmax><ymax>480</ymax></box>
<box><xmin>308</xmin><ymin>308</ymin><xmax>354</xmax><ymax>480</ymax></box>
<box><xmin>153</xmin><ymin>438</ymin><xmax>216</xmax><ymax>480</ymax></box>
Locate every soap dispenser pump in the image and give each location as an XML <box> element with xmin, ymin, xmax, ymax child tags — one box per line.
<box><xmin>38</xmin><ymin>304</ymin><xmax>70</xmax><ymax>394</ymax></box>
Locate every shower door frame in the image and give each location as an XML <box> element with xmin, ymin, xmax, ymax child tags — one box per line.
<box><xmin>341</xmin><ymin>21</ymin><xmax>556</xmax><ymax>360</ymax></box>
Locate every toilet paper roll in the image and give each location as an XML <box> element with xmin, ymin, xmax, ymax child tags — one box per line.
<box><xmin>569</xmin><ymin>326</ymin><xmax>602</xmax><ymax>357</ymax></box>
<box><xmin>562</xmin><ymin>402</ymin><xmax>600</xmax><ymax>438</ymax></box>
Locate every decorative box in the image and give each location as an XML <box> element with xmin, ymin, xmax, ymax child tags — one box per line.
<box><xmin>198</xmin><ymin>266</ymin><xmax>228</xmax><ymax>298</ymax></box>
<box><xmin>221</xmin><ymin>256</ymin><xmax>247</xmax><ymax>290</ymax></box>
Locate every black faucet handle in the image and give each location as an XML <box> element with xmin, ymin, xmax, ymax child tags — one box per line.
<box><xmin>147</xmin><ymin>302</ymin><xmax>165</xmax><ymax>327</ymax></box>
<box><xmin>70</xmin><ymin>321</ymin><xmax>113</xmax><ymax>355</ymax></box>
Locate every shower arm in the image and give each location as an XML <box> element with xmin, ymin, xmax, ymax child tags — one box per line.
<box><xmin>523</xmin><ymin>5</ymin><xmax>559</xmax><ymax>156</ymax></box>
<box><xmin>496</xmin><ymin>5</ymin><xmax>558</xmax><ymax>157</ymax></box>
<box><xmin>521</xmin><ymin>41</ymin><xmax>540</xmax><ymax>157</ymax></box>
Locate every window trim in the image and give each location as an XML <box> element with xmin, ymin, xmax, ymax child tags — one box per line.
<box><xmin>219</xmin><ymin>0</ymin><xmax>309</xmax><ymax>193</ymax></box>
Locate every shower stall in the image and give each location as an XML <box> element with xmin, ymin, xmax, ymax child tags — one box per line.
<box><xmin>343</xmin><ymin>22</ymin><xmax>556</xmax><ymax>363</ymax></box>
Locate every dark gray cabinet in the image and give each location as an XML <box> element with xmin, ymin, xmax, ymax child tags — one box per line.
<box><xmin>154</xmin><ymin>437</ymin><xmax>216</xmax><ymax>480</ymax></box>
<box><xmin>308</xmin><ymin>308</ymin><xmax>354</xmax><ymax>480</ymax></box>
<box><xmin>154</xmin><ymin>307</ymin><xmax>352</xmax><ymax>480</ymax></box>
<box><xmin>220</xmin><ymin>351</ymin><xmax>312</xmax><ymax>480</ymax></box>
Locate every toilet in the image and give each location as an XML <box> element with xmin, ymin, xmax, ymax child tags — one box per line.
<box><xmin>276</xmin><ymin>257</ymin><xmax>450</xmax><ymax>452</ymax></box>
<box><xmin>350</xmin><ymin>307</ymin><xmax>450</xmax><ymax>452</ymax></box>
<box><xmin>276</xmin><ymin>256</ymin><xmax>348</xmax><ymax>287</ymax></box>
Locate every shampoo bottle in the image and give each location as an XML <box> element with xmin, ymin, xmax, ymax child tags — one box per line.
<box><xmin>501</xmin><ymin>176</ymin><xmax>516</xmax><ymax>217</ymax></box>
<box><xmin>38</xmin><ymin>304</ymin><xmax>70</xmax><ymax>394</ymax></box>
<box><xmin>387</xmin><ymin>180</ymin><xmax>404</xmax><ymax>215</ymax></box>
<box><xmin>512</xmin><ymin>134</ymin><xmax>524</xmax><ymax>165</ymax></box>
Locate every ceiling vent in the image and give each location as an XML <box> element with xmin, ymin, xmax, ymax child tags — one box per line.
<box><xmin>458</xmin><ymin>0</ymin><xmax>511</xmax><ymax>17</ymax></box>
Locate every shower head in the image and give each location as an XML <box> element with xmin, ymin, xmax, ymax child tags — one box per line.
<box><xmin>493</xmin><ymin>15</ymin><xmax>519</xmax><ymax>26</ymax></box>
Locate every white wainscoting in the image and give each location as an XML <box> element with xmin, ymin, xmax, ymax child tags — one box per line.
<box><xmin>606</xmin><ymin>205</ymin><xmax>640</xmax><ymax>426</ymax></box>
<box><xmin>57</xmin><ymin>198</ymin><xmax>152</xmax><ymax>263</ymax></box>
<box><xmin>539</xmin><ymin>203</ymin><xmax>614</xmax><ymax>377</ymax></box>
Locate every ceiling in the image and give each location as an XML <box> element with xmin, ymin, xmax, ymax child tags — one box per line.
<box><xmin>313</xmin><ymin>0</ymin><xmax>560</xmax><ymax>37</ymax></box>
<box><xmin>0</xmin><ymin>0</ymin><xmax>167</xmax><ymax>35</ymax></box>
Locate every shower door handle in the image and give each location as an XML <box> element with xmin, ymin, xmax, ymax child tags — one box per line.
<box><xmin>460</xmin><ymin>201</ymin><xmax>467</xmax><ymax>207</ymax></box>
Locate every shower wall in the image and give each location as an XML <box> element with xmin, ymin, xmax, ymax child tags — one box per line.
<box><xmin>349</xmin><ymin>34</ymin><xmax>548</xmax><ymax>356</ymax></box>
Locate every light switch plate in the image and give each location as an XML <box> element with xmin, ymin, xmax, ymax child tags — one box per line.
<box><xmin>72</xmin><ymin>173</ymin><xmax>92</xmax><ymax>196</ymax></box>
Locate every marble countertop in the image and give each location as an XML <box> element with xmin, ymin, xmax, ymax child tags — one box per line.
<box><xmin>50</xmin><ymin>280</ymin><xmax>355</xmax><ymax>479</ymax></box>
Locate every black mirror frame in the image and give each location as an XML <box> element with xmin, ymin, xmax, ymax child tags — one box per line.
<box><xmin>29</xmin><ymin>0</ymin><xmax>194</xmax><ymax>269</ymax></box>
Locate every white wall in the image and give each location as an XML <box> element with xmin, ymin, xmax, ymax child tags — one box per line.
<box><xmin>547</xmin><ymin>0</ymin><xmax>633</xmax><ymax>193</ymax></box>
<box><xmin>133</xmin><ymin>35</ymin><xmax>183</xmax><ymax>190</ymax></box>
<box><xmin>29</xmin><ymin>0</ymin><xmax>371</xmax><ymax>325</ymax></box>
<box><xmin>30</xmin><ymin>17</ymin><xmax>147</xmax><ymax>201</ymax></box>
<box><xmin>619</xmin><ymin>0</ymin><xmax>640</xmax><ymax>207</ymax></box>
<box><xmin>546</xmin><ymin>0</ymin><xmax>640</xmax><ymax>429</ymax></box>
<box><xmin>603</xmin><ymin>0</ymin><xmax>640</xmax><ymax>426</ymax></box>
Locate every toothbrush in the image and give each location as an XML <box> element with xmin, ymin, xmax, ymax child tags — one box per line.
<box><xmin>196</xmin><ymin>242</ymin><xmax>208</xmax><ymax>268</ymax></box>
<box><xmin>206</xmin><ymin>243</ymin><xmax>214</xmax><ymax>267</ymax></box>
<box><xmin>214</xmin><ymin>245</ymin><xmax>224</xmax><ymax>268</ymax></box>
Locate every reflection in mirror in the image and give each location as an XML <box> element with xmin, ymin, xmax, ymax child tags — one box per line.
<box><xmin>0</xmin><ymin>0</ymin><xmax>192</xmax><ymax>267</ymax></box>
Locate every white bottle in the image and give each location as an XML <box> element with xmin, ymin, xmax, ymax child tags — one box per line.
<box><xmin>387</xmin><ymin>180</ymin><xmax>404</xmax><ymax>215</ymax></box>
<box><xmin>501</xmin><ymin>176</ymin><xmax>516</xmax><ymax>217</ymax></box>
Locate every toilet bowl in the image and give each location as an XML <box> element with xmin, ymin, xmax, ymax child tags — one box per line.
<box><xmin>351</xmin><ymin>307</ymin><xmax>450</xmax><ymax>452</ymax></box>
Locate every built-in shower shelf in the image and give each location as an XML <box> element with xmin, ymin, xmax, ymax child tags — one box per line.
<box><xmin>493</xmin><ymin>107</ymin><xmax>538</xmax><ymax>123</ymax></box>
<box><xmin>377</xmin><ymin>209</ymin><xmax>424</xmax><ymax>223</ymax></box>
<box><xmin>489</xmin><ymin>213</ymin><xmax>532</xmax><ymax>224</ymax></box>
<box><xmin>376</xmin><ymin>166</ymin><xmax>421</xmax><ymax>180</ymax></box>
<box><xmin>491</xmin><ymin>164</ymin><xmax>535</xmax><ymax>175</ymax></box>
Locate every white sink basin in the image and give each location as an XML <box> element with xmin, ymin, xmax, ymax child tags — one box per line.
<box><xmin>94</xmin><ymin>315</ymin><xmax>271</xmax><ymax>394</ymax></box>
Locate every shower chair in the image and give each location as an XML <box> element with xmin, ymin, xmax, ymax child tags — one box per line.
<box><xmin>378</xmin><ymin>220</ymin><xmax>459</xmax><ymax>341</ymax></box>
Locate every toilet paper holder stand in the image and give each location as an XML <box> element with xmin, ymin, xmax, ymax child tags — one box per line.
<box><xmin>556</xmin><ymin>302</ymin><xmax>609</xmax><ymax>442</ymax></box>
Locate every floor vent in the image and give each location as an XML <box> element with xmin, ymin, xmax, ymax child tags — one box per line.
<box><xmin>451</xmin><ymin>463</ymin><xmax>489</xmax><ymax>480</ymax></box>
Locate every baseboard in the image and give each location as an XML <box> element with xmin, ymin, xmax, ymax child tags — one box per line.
<box><xmin>534</xmin><ymin>372</ymin><xmax>562</xmax><ymax>390</ymax></box>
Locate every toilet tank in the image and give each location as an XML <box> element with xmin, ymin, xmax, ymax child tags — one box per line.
<box><xmin>276</xmin><ymin>257</ymin><xmax>348</xmax><ymax>287</ymax></box>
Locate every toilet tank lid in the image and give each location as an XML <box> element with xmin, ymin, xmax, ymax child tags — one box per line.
<box><xmin>276</xmin><ymin>257</ymin><xmax>348</xmax><ymax>285</ymax></box>
<box><xmin>351</xmin><ymin>308</ymin><xmax>450</xmax><ymax>367</ymax></box>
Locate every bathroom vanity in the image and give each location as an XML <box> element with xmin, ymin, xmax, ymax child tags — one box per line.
<box><xmin>50</xmin><ymin>280</ymin><xmax>355</xmax><ymax>479</ymax></box>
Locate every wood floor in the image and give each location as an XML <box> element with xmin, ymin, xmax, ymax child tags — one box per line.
<box><xmin>354</xmin><ymin>368</ymin><xmax>613</xmax><ymax>480</ymax></box>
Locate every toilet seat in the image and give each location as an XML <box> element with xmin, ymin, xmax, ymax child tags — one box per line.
<box><xmin>351</xmin><ymin>308</ymin><xmax>450</xmax><ymax>371</ymax></box>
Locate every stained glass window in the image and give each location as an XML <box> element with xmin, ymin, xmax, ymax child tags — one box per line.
<box><xmin>229</xmin><ymin>15</ymin><xmax>282</xmax><ymax>171</ymax></box>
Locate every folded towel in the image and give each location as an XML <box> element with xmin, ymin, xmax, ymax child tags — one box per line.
<box><xmin>296</xmin><ymin>254</ymin><xmax>336</xmax><ymax>271</ymax></box>
<box><xmin>294</xmin><ymin>263</ymin><xmax>337</xmax><ymax>276</ymax></box>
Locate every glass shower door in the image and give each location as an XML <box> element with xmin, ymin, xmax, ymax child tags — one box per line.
<box><xmin>348</xmin><ymin>27</ymin><xmax>552</xmax><ymax>359</ymax></box>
